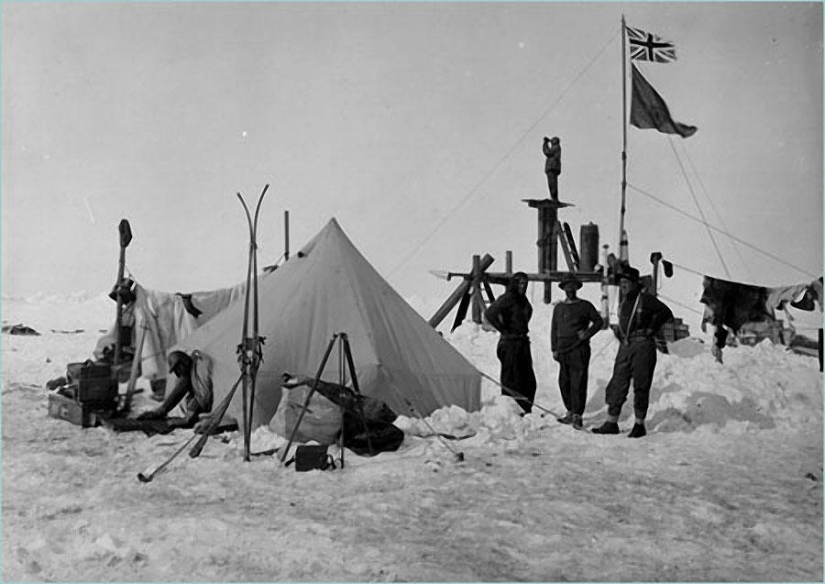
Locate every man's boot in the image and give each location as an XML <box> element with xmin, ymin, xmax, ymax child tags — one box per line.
<box><xmin>571</xmin><ymin>414</ymin><xmax>584</xmax><ymax>430</ymax></box>
<box><xmin>628</xmin><ymin>423</ymin><xmax>647</xmax><ymax>438</ymax></box>
<box><xmin>557</xmin><ymin>412</ymin><xmax>573</xmax><ymax>425</ymax></box>
<box><xmin>592</xmin><ymin>421</ymin><xmax>620</xmax><ymax>435</ymax></box>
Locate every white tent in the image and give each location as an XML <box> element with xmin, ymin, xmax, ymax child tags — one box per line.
<box><xmin>174</xmin><ymin>218</ymin><xmax>482</xmax><ymax>430</ymax></box>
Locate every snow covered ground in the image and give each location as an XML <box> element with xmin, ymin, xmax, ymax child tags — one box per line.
<box><xmin>2</xmin><ymin>292</ymin><xmax>822</xmax><ymax>581</ymax></box>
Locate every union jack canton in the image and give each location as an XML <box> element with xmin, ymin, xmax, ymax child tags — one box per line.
<box><xmin>627</xmin><ymin>26</ymin><xmax>677</xmax><ymax>63</ymax></box>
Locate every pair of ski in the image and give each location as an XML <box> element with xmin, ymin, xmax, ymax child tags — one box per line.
<box><xmin>189</xmin><ymin>185</ymin><xmax>269</xmax><ymax>462</ymax></box>
<box><xmin>137</xmin><ymin>186</ymin><xmax>269</xmax><ymax>483</ymax></box>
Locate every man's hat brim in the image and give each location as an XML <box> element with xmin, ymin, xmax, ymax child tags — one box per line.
<box><xmin>558</xmin><ymin>275</ymin><xmax>582</xmax><ymax>290</ymax></box>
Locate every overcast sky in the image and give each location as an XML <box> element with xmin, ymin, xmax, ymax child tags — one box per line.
<box><xmin>2</xmin><ymin>1</ymin><xmax>822</xmax><ymax>324</ymax></box>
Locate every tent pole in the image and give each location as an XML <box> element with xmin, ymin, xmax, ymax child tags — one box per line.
<box><xmin>337</xmin><ymin>334</ymin><xmax>346</xmax><ymax>470</ymax></box>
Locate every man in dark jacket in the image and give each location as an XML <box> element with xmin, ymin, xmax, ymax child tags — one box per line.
<box><xmin>593</xmin><ymin>266</ymin><xmax>673</xmax><ymax>438</ymax></box>
<box><xmin>551</xmin><ymin>273</ymin><xmax>604</xmax><ymax>429</ymax></box>
<box><xmin>543</xmin><ymin>136</ymin><xmax>561</xmax><ymax>201</ymax></box>
<box><xmin>485</xmin><ymin>272</ymin><xmax>537</xmax><ymax>414</ymax></box>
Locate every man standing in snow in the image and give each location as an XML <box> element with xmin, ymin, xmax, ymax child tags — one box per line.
<box><xmin>592</xmin><ymin>266</ymin><xmax>673</xmax><ymax>438</ymax></box>
<box><xmin>543</xmin><ymin>136</ymin><xmax>561</xmax><ymax>201</ymax></box>
<box><xmin>551</xmin><ymin>273</ymin><xmax>604</xmax><ymax>430</ymax></box>
<box><xmin>485</xmin><ymin>272</ymin><xmax>537</xmax><ymax>414</ymax></box>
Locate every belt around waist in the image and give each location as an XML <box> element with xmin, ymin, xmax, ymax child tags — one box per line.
<box><xmin>500</xmin><ymin>333</ymin><xmax>529</xmax><ymax>341</ymax></box>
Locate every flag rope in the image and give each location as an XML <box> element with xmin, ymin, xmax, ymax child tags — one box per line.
<box><xmin>626</xmin><ymin>182</ymin><xmax>818</xmax><ymax>279</ymax></box>
<box><xmin>675</xmin><ymin>139</ymin><xmax>756</xmax><ymax>282</ymax></box>
<box><xmin>667</xmin><ymin>137</ymin><xmax>732</xmax><ymax>279</ymax></box>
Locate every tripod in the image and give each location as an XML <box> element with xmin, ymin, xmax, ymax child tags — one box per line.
<box><xmin>278</xmin><ymin>332</ymin><xmax>371</xmax><ymax>468</ymax></box>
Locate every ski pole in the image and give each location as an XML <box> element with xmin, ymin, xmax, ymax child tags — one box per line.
<box><xmin>477</xmin><ymin>370</ymin><xmax>562</xmax><ymax>418</ymax></box>
<box><xmin>137</xmin><ymin>433</ymin><xmax>199</xmax><ymax>483</ymax></box>
<box><xmin>402</xmin><ymin>397</ymin><xmax>464</xmax><ymax>463</ymax></box>
<box><xmin>188</xmin><ymin>373</ymin><xmax>244</xmax><ymax>459</ymax></box>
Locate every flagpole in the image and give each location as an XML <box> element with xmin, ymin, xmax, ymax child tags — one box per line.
<box><xmin>620</xmin><ymin>15</ymin><xmax>628</xmax><ymax>261</ymax></box>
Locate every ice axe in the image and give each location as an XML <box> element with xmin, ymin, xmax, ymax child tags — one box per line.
<box><xmin>137</xmin><ymin>433</ymin><xmax>199</xmax><ymax>483</ymax></box>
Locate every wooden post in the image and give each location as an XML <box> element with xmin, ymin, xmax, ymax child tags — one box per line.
<box><xmin>505</xmin><ymin>250</ymin><xmax>513</xmax><ymax>275</ymax></box>
<box><xmin>601</xmin><ymin>244</ymin><xmax>610</xmax><ymax>328</ymax></box>
<box><xmin>284</xmin><ymin>210</ymin><xmax>290</xmax><ymax>261</ymax></box>
<box><xmin>524</xmin><ymin>199</ymin><xmax>571</xmax><ymax>304</ymax></box>
<box><xmin>543</xmin><ymin>206</ymin><xmax>558</xmax><ymax>303</ymax></box>
<box><xmin>428</xmin><ymin>254</ymin><xmax>495</xmax><ymax>328</ymax></box>
<box><xmin>471</xmin><ymin>255</ymin><xmax>482</xmax><ymax>324</ymax></box>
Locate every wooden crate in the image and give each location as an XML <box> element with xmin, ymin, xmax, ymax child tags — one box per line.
<box><xmin>47</xmin><ymin>393</ymin><xmax>100</xmax><ymax>428</ymax></box>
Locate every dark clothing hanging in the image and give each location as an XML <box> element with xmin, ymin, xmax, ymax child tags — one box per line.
<box><xmin>485</xmin><ymin>278</ymin><xmax>536</xmax><ymax>413</ymax></box>
<box><xmin>700</xmin><ymin>276</ymin><xmax>773</xmax><ymax>333</ymax></box>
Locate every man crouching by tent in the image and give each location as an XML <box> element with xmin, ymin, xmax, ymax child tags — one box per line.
<box><xmin>137</xmin><ymin>351</ymin><xmax>213</xmax><ymax>432</ymax></box>
<box><xmin>484</xmin><ymin>272</ymin><xmax>537</xmax><ymax>414</ymax></box>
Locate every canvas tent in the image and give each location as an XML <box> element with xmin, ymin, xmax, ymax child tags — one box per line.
<box><xmin>173</xmin><ymin>218</ymin><xmax>482</xmax><ymax>430</ymax></box>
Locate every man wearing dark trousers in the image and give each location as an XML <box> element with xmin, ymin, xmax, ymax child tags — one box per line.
<box><xmin>543</xmin><ymin>136</ymin><xmax>561</xmax><ymax>201</ymax></box>
<box><xmin>593</xmin><ymin>266</ymin><xmax>673</xmax><ymax>438</ymax></box>
<box><xmin>485</xmin><ymin>272</ymin><xmax>537</xmax><ymax>414</ymax></box>
<box><xmin>551</xmin><ymin>273</ymin><xmax>604</xmax><ymax>430</ymax></box>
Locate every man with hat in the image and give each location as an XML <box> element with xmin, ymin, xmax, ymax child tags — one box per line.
<box><xmin>592</xmin><ymin>266</ymin><xmax>673</xmax><ymax>438</ymax></box>
<box><xmin>542</xmin><ymin>136</ymin><xmax>561</xmax><ymax>201</ymax></box>
<box><xmin>137</xmin><ymin>350</ymin><xmax>214</xmax><ymax>430</ymax></box>
<box><xmin>551</xmin><ymin>273</ymin><xmax>604</xmax><ymax>429</ymax></box>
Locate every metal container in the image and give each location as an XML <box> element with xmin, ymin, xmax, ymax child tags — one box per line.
<box><xmin>579</xmin><ymin>223</ymin><xmax>600</xmax><ymax>272</ymax></box>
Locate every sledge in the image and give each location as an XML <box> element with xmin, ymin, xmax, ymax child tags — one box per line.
<box><xmin>102</xmin><ymin>414</ymin><xmax>239</xmax><ymax>436</ymax></box>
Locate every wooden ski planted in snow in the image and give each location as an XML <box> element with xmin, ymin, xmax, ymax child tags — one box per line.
<box><xmin>237</xmin><ymin>185</ymin><xmax>268</xmax><ymax>462</ymax></box>
<box><xmin>186</xmin><ymin>185</ymin><xmax>268</xmax><ymax>462</ymax></box>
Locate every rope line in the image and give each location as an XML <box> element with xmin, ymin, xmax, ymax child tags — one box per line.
<box><xmin>657</xmin><ymin>293</ymin><xmax>705</xmax><ymax>316</ymax></box>
<box><xmin>387</xmin><ymin>30</ymin><xmax>619</xmax><ymax>278</ymax></box>
<box><xmin>626</xmin><ymin>182</ymin><xmax>818</xmax><ymax>279</ymax></box>
<box><xmin>667</xmin><ymin>137</ymin><xmax>731</xmax><ymax>278</ymax></box>
<box><xmin>664</xmin><ymin>260</ymin><xmax>707</xmax><ymax>278</ymax></box>
<box><xmin>677</xmin><ymin>141</ymin><xmax>754</xmax><ymax>281</ymax></box>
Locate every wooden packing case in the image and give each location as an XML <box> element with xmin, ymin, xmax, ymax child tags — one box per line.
<box><xmin>47</xmin><ymin>392</ymin><xmax>101</xmax><ymax>428</ymax></box>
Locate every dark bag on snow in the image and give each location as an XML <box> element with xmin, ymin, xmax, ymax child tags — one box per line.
<box><xmin>343</xmin><ymin>419</ymin><xmax>405</xmax><ymax>457</ymax></box>
<box><xmin>291</xmin><ymin>444</ymin><xmax>337</xmax><ymax>472</ymax></box>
